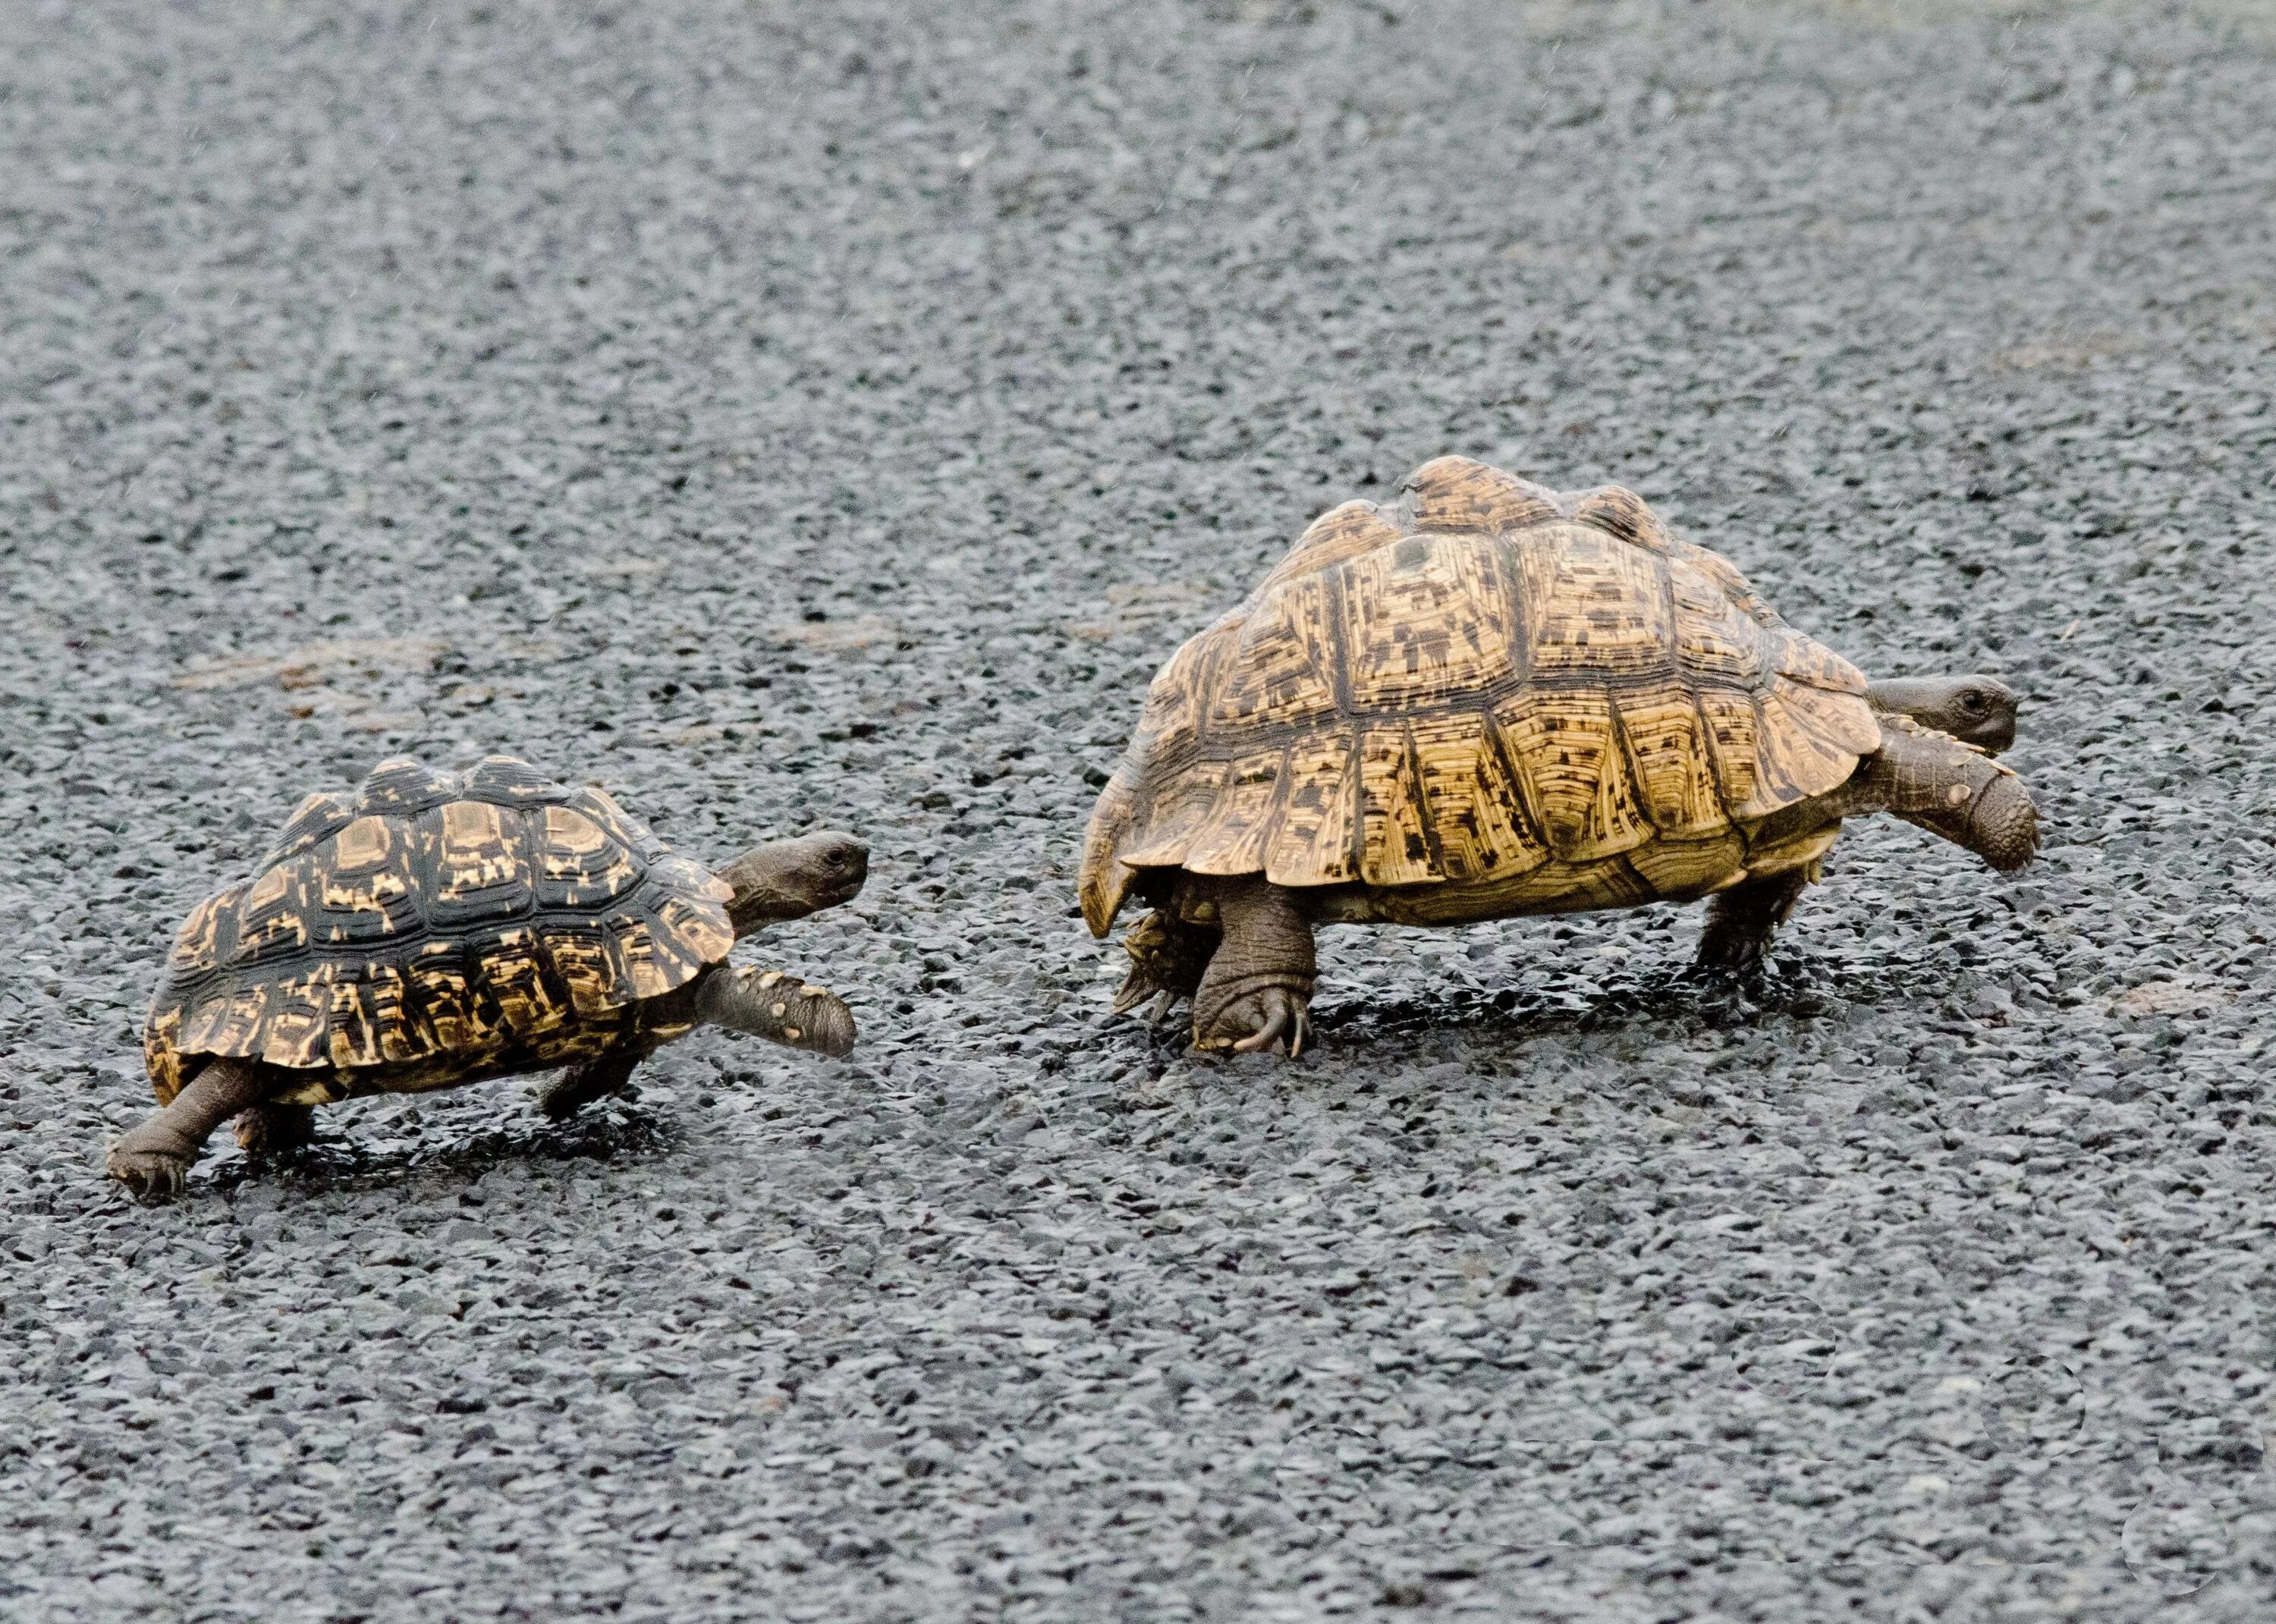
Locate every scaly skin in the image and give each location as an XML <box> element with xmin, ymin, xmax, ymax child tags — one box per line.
<box><xmin>234</xmin><ymin>1101</ymin><xmax>317</xmax><ymax>1155</ymax></box>
<box><xmin>1695</xmin><ymin>869</ymin><xmax>1814</xmax><ymax>975</ymax></box>
<box><xmin>1111</xmin><ymin>909</ymin><xmax>1220</xmax><ymax>1024</ymax></box>
<box><xmin>108</xmin><ymin>1060</ymin><xmax>267</xmax><ymax>1202</ymax></box>
<box><xmin>1864</xmin><ymin>674</ymin><xmax>2020</xmax><ymax>755</ymax></box>
<box><xmin>1190</xmin><ymin>879</ymin><xmax>1316</xmax><ymax>1057</ymax></box>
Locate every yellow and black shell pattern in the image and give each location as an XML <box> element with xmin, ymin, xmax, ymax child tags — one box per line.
<box><xmin>143</xmin><ymin>756</ymin><xmax>733</xmax><ymax>1107</ymax></box>
<box><xmin>1080</xmin><ymin>457</ymin><xmax>1885</xmax><ymax>931</ymax></box>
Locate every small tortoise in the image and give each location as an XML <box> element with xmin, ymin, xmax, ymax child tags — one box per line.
<box><xmin>110</xmin><ymin>755</ymin><xmax>867</xmax><ymax>1198</ymax></box>
<box><xmin>1079</xmin><ymin>457</ymin><xmax>2038</xmax><ymax>1054</ymax></box>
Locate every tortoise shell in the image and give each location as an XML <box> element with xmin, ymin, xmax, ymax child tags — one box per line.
<box><xmin>144</xmin><ymin>755</ymin><xmax>733</xmax><ymax>1106</ymax></box>
<box><xmin>1080</xmin><ymin>457</ymin><xmax>1885</xmax><ymax>932</ymax></box>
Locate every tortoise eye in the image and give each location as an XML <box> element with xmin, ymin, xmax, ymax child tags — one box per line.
<box><xmin>1959</xmin><ymin>690</ymin><xmax>1986</xmax><ymax>712</ymax></box>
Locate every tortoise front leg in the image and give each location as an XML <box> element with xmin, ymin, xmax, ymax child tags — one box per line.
<box><xmin>1695</xmin><ymin>870</ymin><xmax>1812</xmax><ymax>975</ymax></box>
<box><xmin>539</xmin><ymin>1051</ymin><xmax>643</xmax><ymax>1120</ymax></box>
<box><xmin>695</xmin><ymin>966</ymin><xmax>857</xmax><ymax>1057</ymax></box>
<box><xmin>108</xmin><ymin>1059</ymin><xmax>269</xmax><ymax>1201</ymax></box>
<box><xmin>1191</xmin><ymin>878</ymin><xmax>1316</xmax><ymax>1057</ymax></box>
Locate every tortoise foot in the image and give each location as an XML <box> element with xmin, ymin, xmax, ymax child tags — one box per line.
<box><xmin>540</xmin><ymin>1052</ymin><xmax>642</xmax><ymax>1121</ymax></box>
<box><xmin>1111</xmin><ymin>910</ymin><xmax>1218</xmax><ymax>1021</ymax></box>
<box><xmin>1693</xmin><ymin>931</ymin><xmax>1772</xmax><ymax>978</ymax></box>
<box><xmin>106</xmin><ymin>1144</ymin><xmax>191</xmax><ymax>1202</ymax></box>
<box><xmin>1194</xmin><ymin>984</ymin><xmax>1312</xmax><ymax>1058</ymax></box>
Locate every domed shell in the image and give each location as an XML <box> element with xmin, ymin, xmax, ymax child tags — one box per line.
<box><xmin>144</xmin><ymin>756</ymin><xmax>733</xmax><ymax>1104</ymax></box>
<box><xmin>1080</xmin><ymin>457</ymin><xmax>1881</xmax><ymax>931</ymax></box>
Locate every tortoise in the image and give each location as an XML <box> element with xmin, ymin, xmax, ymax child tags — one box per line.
<box><xmin>1078</xmin><ymin>457</ymin><xmax>2039</xmax><ymax>1055</ymax></box>
<box><xmin>108</xmin><ymin>755</ymin><xmax>868</xmax><ymax>1198</ymax></box>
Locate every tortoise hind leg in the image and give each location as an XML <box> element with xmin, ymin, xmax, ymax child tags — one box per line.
<box><xmin>108</xmin><ymin>1059</ymin><xmax>269</xmax><ymax>1202</ymax></box>
<box><xmin>539</xmin><ymin>1051</ymin><xmax>642</xmax><ymax>1121</ymax></box>
<box><xmin>1191</xmin><ymin>878</ymin><xmax>1316</xmax><ymax>1057</ymax></box>
<box><xmin>1695</xmin><ymin>870</ymin><xmax>1812</xmax><ymax>976</ymax></box>
<box><xmin>234</xmin><ymin>1102</ymin><xmax>316</xmax><ymax>1156</ymax></box>
<box><xmin>1113</xmin><ymin>909</ymin><xmax>1220</xmax><ymax>1024</ymax></box>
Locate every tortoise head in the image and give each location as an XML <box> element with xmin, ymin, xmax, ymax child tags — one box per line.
<box><xmin>716</xmin><ymin>831</ymin><xmax>868</xmax><ymax>936</ymax></box>
<box><xmin>1863</xmin><ymin>674</ymin><xmax>2019</xmax><ymax>755</ymax></box>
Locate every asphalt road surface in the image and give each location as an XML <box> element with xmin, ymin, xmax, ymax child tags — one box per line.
<box><xmin>5</xmin><ymin>1</ymin><xmax>2274</xmax><ymax>1617</ymax></box>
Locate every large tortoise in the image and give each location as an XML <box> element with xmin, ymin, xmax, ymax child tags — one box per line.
<box><xmin>110</xmin><ymin>755</ymin><xmax>867</xmax><ymax>1198</ymax></box>
<box><xmin>1079</xmin><ymin>457</ymin><xmax>2038</xmax><ymax>1055</ymax></box>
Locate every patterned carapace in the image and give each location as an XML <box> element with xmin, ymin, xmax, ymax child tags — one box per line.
<box><xmin>144</xmin><ymin>755</ymin><xmax>733</xmax><ymax>1105</ymax></box>
<box><xmin>1081</xmin><ymin>457</ymin><xmax>1885</xmax><ymax>933</ymax></box>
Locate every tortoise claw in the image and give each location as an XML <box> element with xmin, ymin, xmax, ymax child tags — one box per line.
<box><xmin>107</xmin><ymin>1145</ymin><xmax>190</xmax><ymax>1203</ymax></box>
<box><xmin>1199</xmin><ymin>987</ymin><xmax>1312</xmax><ymax>1059</ymax></box>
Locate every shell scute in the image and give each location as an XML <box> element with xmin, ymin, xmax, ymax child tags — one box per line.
<box><xmin>1400</xmin><ymin>456</ymin><xmax>1560</xmax><ymax>534</ymax></box>
<box><xmin>180</xmin><ymin>978</ymin><xmax>266</xmax><ymax>1057</ymax></box>
<box><xmin>324</xmin><ymin>973</ymin><xmax>386</xmax><ymax>1071</ymax></box>
<box><xmin>256</xmin><ymin>966</ymin><xmax>336</xmax><ymax>1072</ymax></box>
<box><xmin>1617</xmin><ymin>687</ymin><xmax>1726</xmax><ymax>837</ymax></box>
<box><xmin>168</xmin><ymin>883</ymin><xmax>246</xmax><ymax>978</ymax></box>
<box><xmin>1209</xmin><ymin>583</ymin><xmax>1341</xmax><ymax>732</ymax></box>
<box><xmin>605</xmin><ymin>908</ymin><xmax>682</xmax><ymax>1003</ymax></box>
<box><xmin>543</xmin><ymin>919</ymin><xmax>629</xmax><ymax>1019</ymax></box>
<box><xmin>262</xmin><ymin>792</ymin><xmax>357</xmax><ymax>865</ymax></box>
<box><xmin>1769</xmin><ymin>624</ymin><xmax>1871</xmax><ymax>698</ymax></box>
<box><xmin>402</xmin><ymin>939</ymin><xmax>483</xmax><ymax>1053</ymax></box>
<box><xmin>310</xmin><ymin>818</ymin><xmax>423</xmax><ymax>947</ymax></box>
<box><xmin>1338</xmin><ymin>534</ymin><xmax>1519</xmax><ymax>713</ymax></box>
<box><xmin>1261</xmin><ymin>730</ymin><xmax>1362</xmax><ymax>887</ymax></box>
<box><xmin>1408</xmin><ymin>707</ymin><xmax>1548</xmax><ymax>884</ymax></box>
<box><xmin>1078</xmin><ymin>767</ymin><xmax>1146</xmax><ymax>936</ymax></box>
<box><xmin>423</xmin><ymin>799</ymin><xmax>537</xmax><ymax>928</ymax></box>
<box><xmin>1564</xmin><ymin>485</ymin><xmax>1674</xmax><ymax>554</ymax></box>
<box><xmin>1115</xmin><ymin>757</ymin><xmax>1230</xmax><ymax>872</ymax></box>
<box><xmin>1357</xmin><ymin>723</ymin><xmax>1438</xmax><ymax>887</ymax></box>
<box><xmin>459</xmin><ymin>924</ymin><xmax>567</xmax><ymax>1039</ymax></box>
<box><xmin>1523</xmin><ymin>526</ymin><xmax>1673</xmax><ymax>683</ymax></box>
<box><xmin>1696</xmin><ymin>687</ymin><xmax>1762</xmax><ymax>814</ymax></box>
<box><xmin>1259</xmin><ymin>501</ymin><xmax>1405</xmax><ymax>595</ymax></box>
<box><xmin>234</xmin><ymin>858</ymin><xmax>320</xmax><ymax>964</ymax></box>
<box><xmin>570</xmin><ymin>786</ymin><xmax>668</xmax><ymax>862</ymax></box>
<box><xmin>1177</xmin><ymin>746</ymin><xmax>1289</xmax><ymax>878</ymax></box>
<box><xmin>1767</xmin><ymin>672</ymin><xmax>1882</xmax><ymax>759</ymax></box>
<box><xmin>354</xmin><ymin>757</ymin><xmax>458</xmax><ymax>817</ymax></box>
<box><xmin>534</xmin><ymin>804</ymin><xmax>640</xmax><ymax>909</ymax></box>
<box><xmin>1750</xmin><ymin>687</ymin><xmax>1870</xmax><ymax>813</ymax></box>
<box><xmin>1493</xmin><ymin>689</ymin><xmax>1654</xmax><ymax>862</ymax></box>
<box><xmin>461</xmin><ymin>754</ymin><xmax>573</xmax><ymax>805</ymax></box>
<box><xmin>1671</xmin><ymin>556</ymin><xmax>1765</xmax><ymax>683</ymax></box>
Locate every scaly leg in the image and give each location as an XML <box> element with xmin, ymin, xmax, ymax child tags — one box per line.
<box><xmin>1111</xmin><ymin>909</ymin><xmax>1221</xmax><ymax>1025</ymax></box>
<box><xmin>234</xmin><ymin>1102</ymin><xmax>317</xmax><ymax>1156</ymax></box>
<box><xmin>696</xmin><ymin>966</ymin><xmax>857</xmax><ymax>1057</ymax></box>
<box><xmin>108</xmin><ymin>1060</ymin><xmax>269</xmax><ymax>1201</ymax></box>
<box><xmin>539</xmin><ymin>1051</ymin><xmax>643</xmax><ymax>1120</ymax></box>
<box><xmin>1860</xmin><ymin>721</ymin><xmax>2039</xmax><ymax>869</ymax></box>
<box><xmin>1191</xmin><ymin>878</ymin><xmax>1316</xmax><ymax>1057</ymax></box>
<box><xmin>1695</xmin><ymin>869</ymin><xmax>1813</xmax><ymax>975</ymax></box>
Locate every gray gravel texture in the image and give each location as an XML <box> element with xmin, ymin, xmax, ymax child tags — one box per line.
<box><xmin>5</xmin><ymin>0</ymin><xmax>2275</xmax><ymax>1617</ymax></box>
